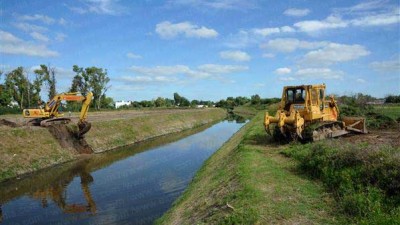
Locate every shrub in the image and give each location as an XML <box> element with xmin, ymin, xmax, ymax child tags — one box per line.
<box><xmin>282</xmin><ymin>141</ymin><xmax>400</xmax><ymax>222</ymax></box>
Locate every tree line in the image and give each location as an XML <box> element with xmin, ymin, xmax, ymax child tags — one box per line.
<box><xmin>0</xmin><ymin>65</ymin><xmax>110</xmax><ymax>112</ymax></box>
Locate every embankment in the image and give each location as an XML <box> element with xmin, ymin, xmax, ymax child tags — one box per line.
<box><xmin>157</xmin><ymin>112</ymin><xmax>342</xmax><ymax>224</ymax></box>
<box><xmin>0</xmin><ymin>108</ymin><xmax>226</xmax><ymax>182</ymax></box>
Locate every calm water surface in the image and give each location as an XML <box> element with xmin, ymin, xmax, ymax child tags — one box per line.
<box><xmin>0</xmin><ymin>119</ymin><xmax>246</xmax><ymax>225</ymax></box>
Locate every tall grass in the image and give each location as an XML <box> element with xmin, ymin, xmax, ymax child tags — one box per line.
<box><xmin>282</xmin><ymin>141</ymin><xmax>400</xmax><ymax>224</ymax></box>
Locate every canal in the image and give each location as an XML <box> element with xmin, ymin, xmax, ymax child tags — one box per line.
<box><xmin>0</xmin><ymin>118</ymin><xmax>246</xmax><ymax>225</ymax></box>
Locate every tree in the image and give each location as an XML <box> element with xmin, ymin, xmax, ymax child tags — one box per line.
<box><xmin>70</xmin><ymin>65</ymin><xmax>111</xmax><ymax>110</ymax></box>
<box><xmin>155</xmin><ymin>97</ymin><xmax>166</xmax><ymax>107</ymax></box>
<box><xmin>251</xmin><ymin>94</ymin><xmax>261</xmax><ymax>105</ymax></box>
<box><xmin>34</xmin><ymin>65</ymin><xmax>57</xmax><ymax>100</ymax></box>
<box><xmin>180</xmin><ymin>97</ymin><xmax>190</xmax><ymax>107</ymax></box>
<box><xmin>173</xmin><ymin>92</ymin><xmax>181</xmax><ymax>106</ymax></box>
<box><xmin>4</xmin><ymin>67</ymin><xmax>30</xmax><ymax>109</ymax></box>
<box><xmin>0</xmin><ymin>71</ymin><xmax>12</xmax><ymax>107</ymax></box>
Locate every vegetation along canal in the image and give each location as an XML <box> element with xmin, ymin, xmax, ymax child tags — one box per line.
<box><xmin>0</xmin><ymin>117</ymin><xmax>246</xmax><ymax>225</ymax></box>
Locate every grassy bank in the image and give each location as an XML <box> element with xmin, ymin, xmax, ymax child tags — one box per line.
<box><xmin>282</xmin><ymin>141</ymin><xmax>400</xmax><ymax>224</ymax></box>
<box><xmin>157</xmin><ymin>112</ymin><xmax>343</xmax><ymax>224</ymax></box>
<box><xmin>86</xmin><ymin>108</ymin><xmax>226</xmax><ymax>152</ymax></box>
<box><xmin>0</xmin><ymin>108</ymin><xmax>226</xmax><ymax>182</ymax></box>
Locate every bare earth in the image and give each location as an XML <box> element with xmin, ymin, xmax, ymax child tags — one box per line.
<box><xmin>0</xmin><ymin>108</ymin><xmax>212</xmax><ymax>125</ymax></box>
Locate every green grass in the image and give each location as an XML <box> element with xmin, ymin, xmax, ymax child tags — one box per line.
<box><xmin>157</xmin><ymin>112</ymin><xmax>343</xmax><ymax>224</ymax></box>
<box><xmin>282</xmin><ymin>141</ymin><xmax>400</xmax><ymax>224</ymax></box>
<box><xmin>373</xmin><ymin>105</ymin><xmax>400</xmax><ymax>121</ymax></box>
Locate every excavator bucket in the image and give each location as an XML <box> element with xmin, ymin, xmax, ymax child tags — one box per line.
<box><xmin>342</xmin><ymin>117</ymin><xmax>368</xmax><ymax>134</ymax></box>
<box><xmin>77</xmin><ymin>121</ymin><xmax>92</xmax><ymax>138</ymax></box>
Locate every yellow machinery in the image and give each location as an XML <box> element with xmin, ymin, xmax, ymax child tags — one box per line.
<box><xmin>264</xmin><ymin>84</ymin><xmax>367</xmax><ymax>141</ymax></box>
<box><xmin>23</xmin><ymin>92</ymin><xmax>93</xmax><ymax>137</ymax></box>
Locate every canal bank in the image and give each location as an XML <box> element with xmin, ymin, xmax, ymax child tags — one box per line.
<box><xmin>0</xmin><ymin>108</ymin><xmax>226</xmax><ymax>182</ymax></box>
<box><xmin>157</xmin><ymin>112</ymin><xmax>343</xmax><ymax>224</ymax></box>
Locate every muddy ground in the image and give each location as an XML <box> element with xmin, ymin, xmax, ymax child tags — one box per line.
<box><xmin>343</xmin><ymin>127</ymin><xmax>400</xmax><ymax>148</ymax></box>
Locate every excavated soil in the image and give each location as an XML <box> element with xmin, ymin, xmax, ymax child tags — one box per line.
<box><xmin>342</xmin><ymin>127</ymin><xmax>400</xmax><ymax>148</ymax></box>
<box><xmin>47</xmin><ymin>124</ymin><xmax>93</xmax><ymax>154</ymax></box>
<box><xmin>0</xmin><ymin>119</ymin><xmax>21</xmax><ymax>127</ymax></box>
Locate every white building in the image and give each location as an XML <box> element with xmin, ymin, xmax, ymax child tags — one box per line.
<box><xmin>115</xmin><ymin>100</ymin><xmax>132</xmax><ymax>109</ymax></box>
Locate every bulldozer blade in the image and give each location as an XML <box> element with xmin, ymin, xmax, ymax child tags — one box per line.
<box><xmin>78</xmin><ymin>122</ymin><xmax>91</xmax><ymax>138</ymax></box>
<box><xmin>342</xmin><ymin>117</ymin><xmax>368</xmax><ymax>134</ymax></box>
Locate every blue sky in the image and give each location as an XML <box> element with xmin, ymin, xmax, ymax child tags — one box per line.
<box><xmin>0</xmin><ymin>0</ymin><xmax>399</xmax><ymax>101</ymax></box>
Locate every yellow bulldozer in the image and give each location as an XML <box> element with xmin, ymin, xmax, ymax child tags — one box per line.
<box><xmin>264</xmin><ymin>84</ymin><xmax>367</xmax><ymax>142</ymax></box>
<box><xmin>23</xmin><ymin>92</ymin><xmax>93</xmax><ymax>137</ymax></box>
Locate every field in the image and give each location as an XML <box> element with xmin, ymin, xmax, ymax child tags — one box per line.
<box><xmin>372</xmin><ymin>104</ymin><xmax>400</xmax><ymax>121</ymax></box>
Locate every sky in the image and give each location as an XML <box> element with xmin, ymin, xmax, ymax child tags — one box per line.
<box><xmin>0</xmin><ymin>0</ymin><xmax>399</xmax><ymax>101</ymax></box>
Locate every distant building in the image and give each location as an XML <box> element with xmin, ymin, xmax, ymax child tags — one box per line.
<box><xmin>115</xmin><ymin>100</ymin><xmax>132</xmax><ymax>109</ymax></box>
<box><xmin>366</xmin><ymin>99</ymin><xmax>385</xmax><ymax>105</ymax></box>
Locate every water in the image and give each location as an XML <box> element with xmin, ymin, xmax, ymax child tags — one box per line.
<box><xmin>0</xmin><ymin>119</ymin><xmax>246</xmax><ymax>225</ymax></box>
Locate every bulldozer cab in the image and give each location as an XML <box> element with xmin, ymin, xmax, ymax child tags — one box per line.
<box><xmin>283</xmin><ymin>86</ymin><xmax>307</xmax><ymax>112</ymax></box>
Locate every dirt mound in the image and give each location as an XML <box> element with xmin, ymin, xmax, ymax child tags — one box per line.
<box><xmin>47</xmin><ymin>124</ymin><xmax>93</xmax><ymax>154</ymax></box>
<box><xmin>0</xmin><ymin>119</ymin><xmax>21</xmax><ymax>127</ymax></box>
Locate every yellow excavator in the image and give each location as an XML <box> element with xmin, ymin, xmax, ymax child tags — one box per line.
<box><xmin>23</xmin><ymin>92</ymin><xmax>93</xmax><ymax>137</ymax></box>
<box><xmin>264</xmin><ymin>84</ymin><xmax>367</xmax><ymax>142</ymax></box>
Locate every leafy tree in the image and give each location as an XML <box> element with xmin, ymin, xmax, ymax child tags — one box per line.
<box><xmin>4</xmin><ymin>67</ymin><xmax>29</xmax><ymax>109</ymax></box>
<box><xmin>180</xmin><ymin>97</ymin><xmax>190</xmax><ymax>107</ymax></box>
<box><xmin>0</xmin><ymin>71</ymin><xmax>12</xmax><ymax>107</ymax></box>
<box><xmin>100</xmin><ymin>95</ymin><xmax>114</xmax><ymax>109</ymax></box>
<box><xmin>173</xmin><ymin>92</ymin><xmax>181</xmax><ymax>106</ymax></box>
<box><xmin>34</xmin><ymin>65</ymin><xmax>56</xmax><ymax>99</ymax></box>
<box><xmin>385</xmin><ymin>95</ymin><xmax>400</xmax><ymax>103</ymax></box>
<box><xmin>191</xmin><ymin>99</ymin><xmax>199</xmax><ymax>106</ymax></box>
<box><xmin>71</xmin><ymin>65</ymin><xmax>111</xmax><ymax>110</ymax></box>
<box><xmin>155</xmin><ymin>97</ymin><xmax>166</xmax><ymax>107</ymax></box>
<box><xmin>251</xmin><ymin>94</ymin><xmax>261</xmax><ymax>105</ymax></box>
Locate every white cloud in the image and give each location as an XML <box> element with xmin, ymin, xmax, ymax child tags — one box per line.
<box><xmin>0</xmin><ymin>30</ymin><xmax>58</xmax><ymax>57</ymax></box>
<box><xmin>128</xmin><ymin>63</ymin><xmax>248</xmax><ymax>83</ymax></box>
<box><xmin>198</xmin><ymin>64</ymin><xmax>248</xmax><ymax>74</ymax></box>
<box><xmin>370</xmin><ymin>59</ymin><xmax>400</xmax><ymax>73</ymax></box>
<box><xmin>219</xmin><ymin>50</ymin><xmax>251</xmax><ymax>61</ymax></box>
<box><xmin>167</xmin><ymin>0</ymin><xmax>258</xmax><ymax>10</ymax></box>
<box><xmin>30</xmin><ymin>32</ymin><xmax>49</xmax><ymax>42</ymax></box>
<box><xmin>55</xmin><ymin>33</ymin><xmax>67</xmax><ymax>42</ymax></box>
<box><xmin>155</xmin><ymin>21</ymin><xmax>218</xmax><ymax>39</ymax></box>
<box><xmin>279</xmin><ymin>77</ymin><xmax>296</xmax><ymax>81</ymax></box>
<box><xmin>356</xmin><ymin>78</ymin><xmax>366</xmax><ymax>83</ymax></box>
<box><xmin>294</xmin><ymin>15</ymin><xmax>348</xmax><ymax>33</ymax></box>
<box><xmin>274</xmin><ymin>67</ymin><xmax>291</xmax><ymax>75</ymax></box>
<box><xmin>252</xmin><ymin>26</ymin><xmax>295</xmax><ymax>37</ymax></box>
<box><xmin>13</xmin><ymin>22</ymin><xmax>48</xmax><ymax>33</ymax></box>
<box><xmin>261</xmin><ymin>38</ymin><xmax>328</xmax><ymax>52</ymax></box>
<box><xmin>66</xmin><ymin>0</ymin><xmax>127</xmax><ymax>15</ymax></box>
<box><xmin>18</xmin><ymin>14</ymin><xmax>55</xmax><ymax>24</ymax></box>
<box><xmin>295</xmin><ymin>68</ymin><xmax>344</xmax><ymax>80</ymax></box>
<box><xmin>224</xmin><ymin>30</ymin><xmax>255</xmax><ymax>48</ymax></box>
<box><xmin>302</xmin><ymin>43</ymin><xmax>370</xmax><ymax>65</ymax></box>
<box><xmin>262</xmin><ymin>53</ymin><xmax>275</xmax><ymax>58</ymax></box>
<box><xmin>59</xmin><ymin>18</ymin><xmax>67</xmax><ymax>26</ymax></box>
<box><xmin>120</xmin><ymin>75</ymin><xmax>177</xmax><ymax>83</ymax></box>
<box><xmin>126</xmin><ymin>52</ymin><xmax>142</xmax><ymax>59</ymax></box>
<box><xmin>284</xmin><ymin>8</ymin><xmax>311</xmax><ymax>17</ymax></box>
<box><xmin>351</xmin><ymin>10</ymin><xmax>400</xmax><ymax>26</ymax></box>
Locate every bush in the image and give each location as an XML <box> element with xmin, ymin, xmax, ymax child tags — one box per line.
<box><xmin>0</xmin><ymin>106</ymin><xmax>20</xmax><ymax>115</ymax></box>
<box><xmin>282</xmin><ymin>141</ymin><xmax>400</xmax><ymax>222</ymax></box>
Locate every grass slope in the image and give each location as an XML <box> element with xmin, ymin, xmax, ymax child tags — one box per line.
<box><xmin>157</xmin><ymin>112</ymin><xmax>342</xmax><ymax>224</ymax></box>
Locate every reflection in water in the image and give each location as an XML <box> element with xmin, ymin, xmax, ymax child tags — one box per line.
<box><xmin>0</xmin><ymin>119</ymin><xmax>246</xmax><ymax>225</ymax></box>
<box><xmin>30</xmin><ymin>162</ymin><xmax>96</xmax><ymax>215</ymax></box>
